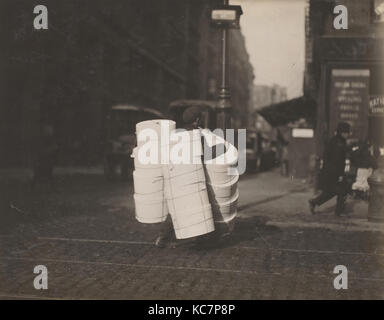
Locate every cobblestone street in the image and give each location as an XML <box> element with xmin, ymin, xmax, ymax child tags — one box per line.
<box><xmin>2</xmin><ymin>0</ymin><xmax>384</xmax><ymax>304</ymax></box>
<box><xmin>1</xmin><ymin>168</ymin><xmax>384</xmax><ymax>299</ymax></box>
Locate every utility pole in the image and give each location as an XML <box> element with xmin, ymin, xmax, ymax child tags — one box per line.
<box><xmin>217</xmin><ymin>0</ymin><xmax>231</xmax><ymax>131</ymax></box>
<box><xmin>210</xmin><ymin>0</ymin><xmax>242</xmax><ymax>131</ymax></box>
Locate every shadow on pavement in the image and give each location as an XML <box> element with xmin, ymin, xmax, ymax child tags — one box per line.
<box><xmin>189</xmin><ymin>215</ymin><xmax>282</xmax><ymax>252</ymax></box>
<box><xmin>0</xmin><ymin>173</ymin><xmax>133</xmax><ymax>233</ymax></box>
<box><xmin>238</xmin><ymin>186</ymin><xmax>308</xmax><ymax>212</ymax></box>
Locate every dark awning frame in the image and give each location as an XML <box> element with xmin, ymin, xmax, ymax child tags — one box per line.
<box><xmin>257</xmin><ymin>96</ymin><xmax>317</xmax><ymax>127</ymax></box>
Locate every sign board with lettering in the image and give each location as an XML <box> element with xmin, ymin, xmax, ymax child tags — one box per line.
<box><xmin>292</xmin><ymin>128</ymin><xmax>314</xmax><ymax>138</ymax></box>
<box><xmin>369</xmin><ymin>95</ymin><xmax>384</xmax><ymax>116</ymax></box>
<box><xmin>369</xmin><ymin>95</ymin><xmax>384</xmax><ymax>146</ymax></box>
<box><xmin>329</xmin><ymin>69</ymin><xmax>370</xmax><ymax>144</ymax></box>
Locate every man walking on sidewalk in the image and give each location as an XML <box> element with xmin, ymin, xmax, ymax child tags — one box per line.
<box><xmin>309</xmin><ymin>122</ymin><xmax>351</xmax><ymax>216</ymax></box>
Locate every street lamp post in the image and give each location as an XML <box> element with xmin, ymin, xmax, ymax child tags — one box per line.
<box><xmin>210</xmin><ymin>1</ymin><xmax>243</xmax><ymax>131</ymax></box>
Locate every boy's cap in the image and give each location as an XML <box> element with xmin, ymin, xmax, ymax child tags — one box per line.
<box><xmin>182</xmin><ymin>106</ymin><xmax>201</xmax><ymax>124</ymax></box>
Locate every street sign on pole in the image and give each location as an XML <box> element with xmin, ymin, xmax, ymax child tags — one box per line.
<box><xmin>210</xmin><ymin>5</ymin><xmax>243</xmax><ymax>29</ymax></box>
<box><xmin>210</xmin><ymin>0</ymin><xmax>242</xmax><ymax>130</ymax></box>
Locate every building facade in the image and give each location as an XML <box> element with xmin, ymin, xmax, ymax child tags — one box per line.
<box><xmin>304</xmin><ymin>0</ymin><xmax>384</xmax><ymax>158</ymax></box>
<box><xmin>0</xmin><ymin>0</ymin><xmax>254</xmax><ymax>166</ymax></box>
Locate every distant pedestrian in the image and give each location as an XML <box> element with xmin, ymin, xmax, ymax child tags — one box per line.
<box><xmin>309</xmin><ymin>122</ymin><xmax>351</xmax><ymax>215</ymax></box>
<box><xmin>350</xmin><ymin>139</ymin><xmax>374</xmax><ymax>197</ymax></box>
<box><xmin>280</xmin><ymin>141</ymin><xmax>289</xmax><ymax>177</ymax></box>
<box><xmin>32</xmin><ymin>123</ymin><xmax>59</xmax><ymax>191</ymax></box>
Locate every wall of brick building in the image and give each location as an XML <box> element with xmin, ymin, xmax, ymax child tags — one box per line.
<box><xmin>0</xmin><ymin>0</ymin><xmax>254</xmax><ymax>166</ymax></box>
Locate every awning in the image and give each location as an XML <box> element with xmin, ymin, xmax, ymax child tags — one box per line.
<box><xmin>257</xmin><ymin>96</ymin><xmax>316</xmax><ymax>127</ymax></box>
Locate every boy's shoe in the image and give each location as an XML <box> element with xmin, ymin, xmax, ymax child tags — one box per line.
<box><xmin>166</xmin><ymin>237</ymin><xmax>197</xmax><ymax>249</ymax></box>
<box><xmin>155</xmin><ymin>235</ymin><xmax>169</xmax><ymax>248</ymax></box>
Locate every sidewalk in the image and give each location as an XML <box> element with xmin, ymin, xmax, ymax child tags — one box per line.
<box><xmin>3</xmin><ymin>166</ymin><xmax>378</xmax><ymax>231</ymax></box>
<box><xmin>238</xmin><ymin>169</ymin><xmax>383</xmax><ymax>233</ymax></box>
<box><xmin>0</xmin><ymin>167</ymin><xmax>384</xmax><ymax>299</ymax></box>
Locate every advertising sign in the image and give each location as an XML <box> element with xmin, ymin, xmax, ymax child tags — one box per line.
<box><xmin>369</xmin><ymin>95</ymin><xmax>384</xmax><ymax>116</ymax></box>
<box><xmin>329</xmin><ymin>69</ymin><xmax>370</xmax><ymax>144</ymax></box>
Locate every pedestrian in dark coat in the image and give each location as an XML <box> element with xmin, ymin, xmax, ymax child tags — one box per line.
<box><xmin>309</xmin><ymin>122</ymin><xmax>351</xmax><ymax>215</ymax></box>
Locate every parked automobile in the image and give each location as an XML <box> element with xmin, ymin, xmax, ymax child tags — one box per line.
<box><xmin>246</xmin><ymin>129</ymin><xmax>262</xmax><ymax>171</ymax></box>
<box><xmin>245</xmin><ymin>128</ymin><xmax>276</xmax><ymax>172</ymax></box>
<box><xmin>103</xmin><ymin>105</ymin><xmax>165</xmax><ymax>179</ymax></box>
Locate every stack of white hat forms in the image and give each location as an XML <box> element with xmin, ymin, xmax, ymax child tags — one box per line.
<box><xmin>132</xmin><ymin>122</ymin><xmax>215</xmax><ymax>240</ymax></box>
<box><xmin>132</xmin><ymin>119</ymin><xmax>175</xmax><ymax>223</ymax></box>
<box><xmin>163</xmin><ymin>129</ymin><xmax>215</xmax><ymax>239</ymax></box>
<box><xmin>201</xmin><ymin>129</ymin><xmax>239</xmax><ymax>232</ymax></box>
